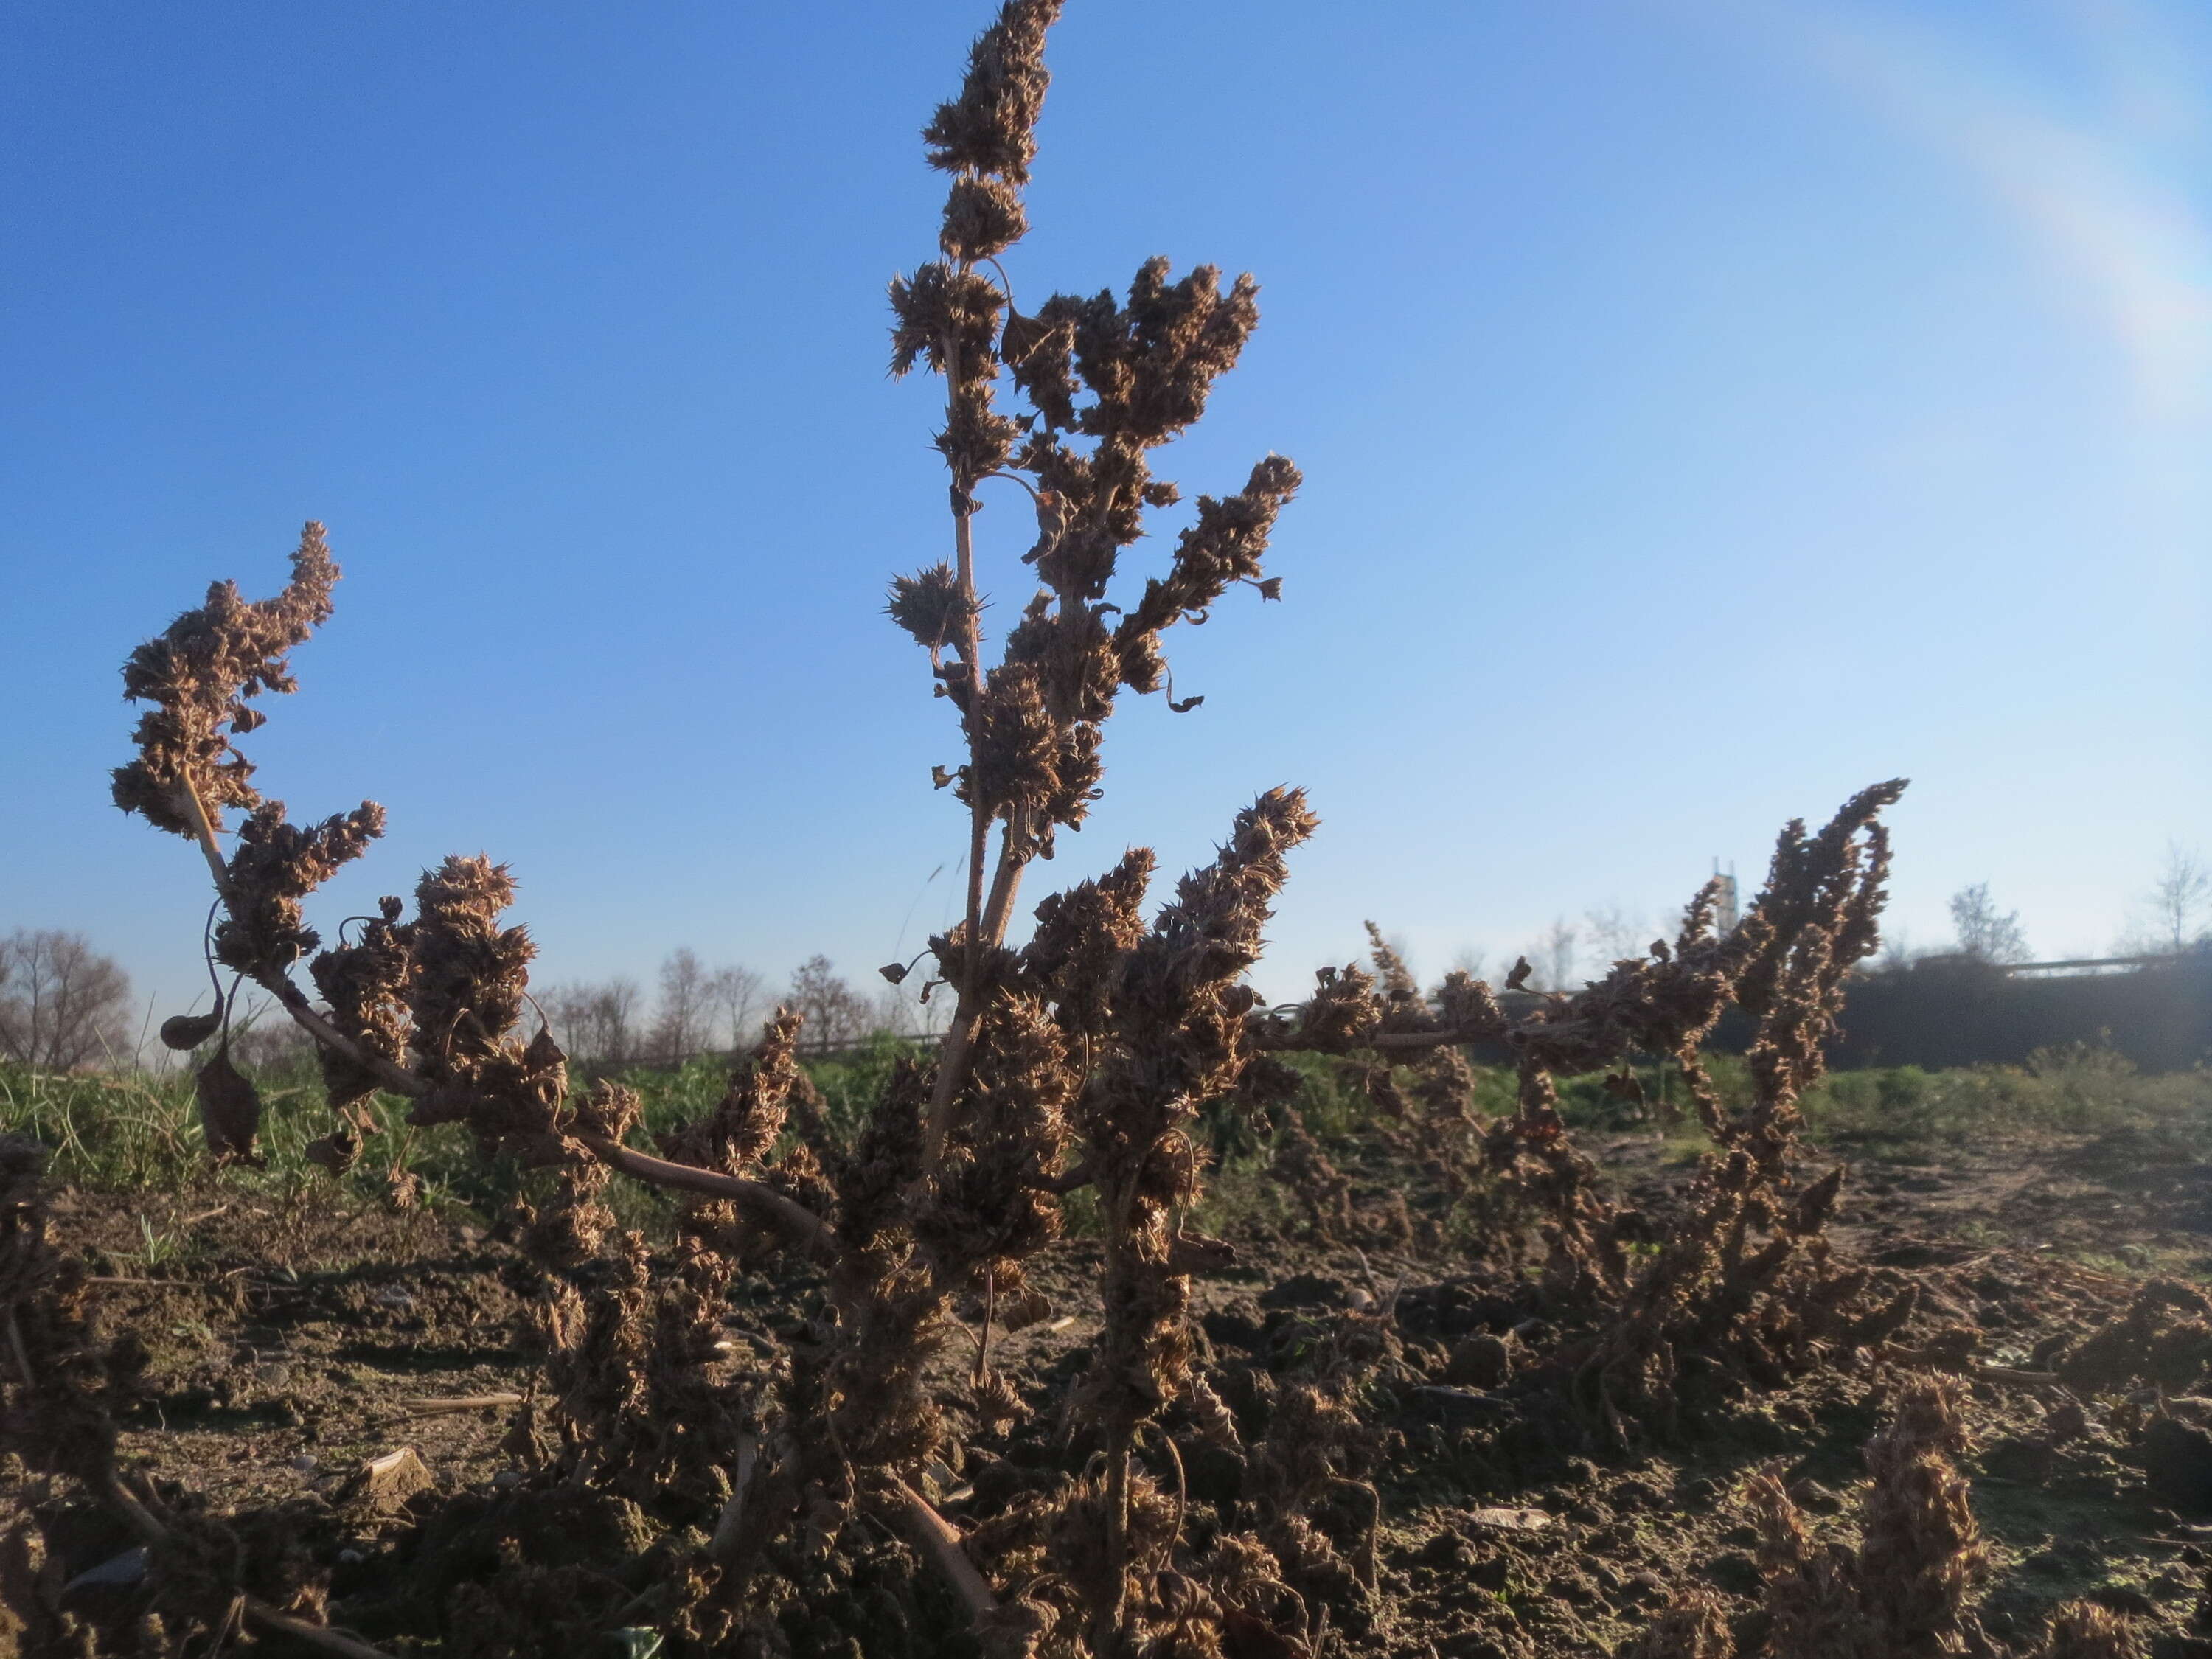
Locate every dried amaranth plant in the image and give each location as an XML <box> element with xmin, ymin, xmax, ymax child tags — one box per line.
<box><xmin>74</xmin><ymin>5</ymin><xmax>1941</xmax><ymax>1657</ymax></box>
<box><xmin>94</xmin><ymin>4</ymin><xmax>1318</xmax><ymax>1654</ymax></box>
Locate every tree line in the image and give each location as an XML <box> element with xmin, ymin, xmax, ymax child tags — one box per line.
<box><xmin>4</xmin><ymin>841</ymin><xmax>2202</xmax><ymax>1071</ymax></box>
<box><xmin>0</xmin><ymin>931</ymin><xmax>941</xmax><ymax>1073</ymax></box>
<box><xmin>1465</xmin><ymin>839</ymin><xmax>2211</xmax><ymax>994</ymax></box>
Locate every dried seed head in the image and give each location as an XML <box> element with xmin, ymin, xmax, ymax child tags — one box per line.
<box><xmin>968</xmin><ymin>661</ymin><xmax>1061</xmax><ymax>818</ymax></box>
<box><xmin>941</xmin><ymin>173</ymin><xmax>1029</xmax><ymax>263</ymax></box>
<box><xmin>113</xmin><ymin>521</ymin><xmax>338</xmax><ymax>837</ymax></box>
<box><xmin>407</xmin><ymin>854</ymin><xmax>535</xmax><ymax>1087</ymax></box>
<box><xmin>660</xmin><ymin>1009</ymin><xmax>805</xmax><ymax>1176</ymax></box>
<box><xmin>2030</xmin><ymin>1601</ymin><xmax>2140</xmax><ymax>1659</ymax></box>
<box><xmin>834</xmin><ymin>1057</ymin><xmax>931</xmax><ymax>1252</ymax></box>
<box><xmin>887</xmin><ymin>562</ymin><xmax>981</xmax><ymax>652</ymax></box>
<box><xmin>920</xmin><ymin>0</ymin><xmax>1063</xmax><ymax>186</ymax></box>
<box><xmin>888</xmin><ymin>262</ymin><xmax>1006</xmax><ymax>379</ymax></box>
<box><xmin>1747</xmin><ymin>1465</ymin><xmax>1867</xmax><ymax>1659</ymax></box>
<box><xmin>310</xmin><ymin>904</ymin><xmax>414</xmax><ymax>1109</ymax></box>
<box><xmin>1116</xmin><ymin>456</ymin><xmax>1302</xmax><ymax>674</ymax></box>
<box><xmin>570</xmin><ymin>1079</ymin><xmax>642</xmax><ymax>1143</ymax></box>
<box><xmin>1859</xmin><ymin>1376</ymin><xmax>1986</xmax><ymax>1658</ymax></box>
<box><xmin>1363</xmin><ymin>922</ymin><xmax>1418</xmax><ymax>1001</ymax></box>
<box><xmin>1023</xmin><ymin>847</ymin><xmax>1155</xmax><ymax>1034</ymax></box>
<box><xmin>215</xmin><ymin>799</ymin><xmax>386</xmax><ymax>977</ymax></box>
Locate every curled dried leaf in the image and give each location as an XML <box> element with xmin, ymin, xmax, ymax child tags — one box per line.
<box><xmin>195</xmin><ymin>1046</ymin><xmax>264</xmax><ymax>1166</ymax></box>
<box><xmin>159</xmin><ymin>1005</ymin><xmax>223</xmax><ymax>1051</ymax></box>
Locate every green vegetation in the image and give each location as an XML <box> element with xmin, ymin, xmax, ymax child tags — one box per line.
<box><xmin>13</xmin><ymin>1039</ymin><xmax>2198</xmax><ymax>1234</ymax></box>
<box><xmin>1799</xmin><ymin>1043</ymin><xmax>2212</xmax><ymax>1145</ymax></box>
<box><xmin>0</xmin><ymin>1035</ymin><xmax>934</xmax><ymax>1217</ymax></box>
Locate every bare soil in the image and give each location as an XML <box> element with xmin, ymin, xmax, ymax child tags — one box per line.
<box><xmin>11</xmin><ymin>1118</ymin><xmax>2212</xmax><ymax>1658</ymax></box>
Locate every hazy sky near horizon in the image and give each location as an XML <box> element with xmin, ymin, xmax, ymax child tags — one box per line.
<box><xmin>4</xmin><ymin>0</ymin><xmax>2207</xmax><ymax>1028</ymax></box>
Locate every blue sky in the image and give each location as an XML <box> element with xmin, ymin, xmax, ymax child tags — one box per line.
<box><xmin>4</xmin><ymin>0</ymin><xmax>2207</xmax><ymax>1025</ymax></box>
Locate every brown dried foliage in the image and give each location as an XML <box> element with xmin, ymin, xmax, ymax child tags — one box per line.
<box><xmin>86</xmin><ymin>7</ymin><xmax>1931</xmax><ymax>1657</ymax></box>
<box><xmin>1746</xmin><ymin>1377</ymin><xmax>1987</xmax><ymax>1659</ymax></box>
<box><xmin>111</xmin><ymin>521</ymin><xmax>337</xmax><ymax>838</ymax></box>
<box><xmin>2051</xmin><ymin>1276</ymin><xmax>2212</xmax><ymax>1396</ymax></box>
<box><xmin>0</xmin><ymin>1136</ymin><xmax>147</xmax><ymax>1488</ymax></box>
<box><xmin>1251</xmin><ymin>782</ymin><xmax>1912</xmax><ymax>1445</ymax></box>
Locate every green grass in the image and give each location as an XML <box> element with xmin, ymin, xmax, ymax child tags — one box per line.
<box><xmin>1798</xmin><ymin>1044</ymin><xmax>2212</xmax><ymax>1147</ymax></box>
<box><xmin>8</xmin><ymin>1040</ymin><xmax>2204</xmax><ymax>1220</ymax></box>
<box><xmin>0</xmin><ymin>1034</ymin><xmax>934</xmax><ymax>1228</ymax></box>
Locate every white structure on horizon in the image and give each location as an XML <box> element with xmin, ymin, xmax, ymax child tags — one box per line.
<box><xmin>1713</xmin><ymin>859</ymin><xmax>1739</xmax><ymax>936</ymax></box>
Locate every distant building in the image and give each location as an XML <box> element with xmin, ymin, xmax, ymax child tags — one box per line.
<box><xmin>1714</xmin><ymin>860</ymin><xmax>1739</xmax><ymax>936</ymax></box>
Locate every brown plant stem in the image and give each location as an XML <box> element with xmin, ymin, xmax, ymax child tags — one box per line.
<box><xmin>574</xmin><ymin>1134</ymin><xmax>841</xmax><ymax>1258</ymax></box>
<box><xmin>173</xmin><ymin>776</ymin><xmax>425</xmax><ymax>1099</ymax></box>
<box><xmin>4</xmin><ymin>1311</ymin><xmax>34</xmax><ymax>1394</ymax></box>
<box><xmin>894</xmin><ymin>1478</ymin><xmax>1000</xmax><ymax>1624</ymax></box>
<box><xmin>1879</xmin><ymin>1345</ymin><xmax>2059</xmax><ymax>1388</ymax></box>
<box><xmin>396</xmin><ymin>1393</ymin><xmax>526</xmax><ymax>1416</ymax></box>
<box><xmin>925</xmin><ymin>804</ymin><xmax>1034</xmax><ymax>1160</ymax></box>
<box><xmin>1102</xmin><ymin>1423</ymin><xmax>1133</xmax><ymax>1655</ymax></box>
<box><xmin>709</xmin><ymin>1434</ymin><xmax>760</xmax><ymax>1562</ymax></box>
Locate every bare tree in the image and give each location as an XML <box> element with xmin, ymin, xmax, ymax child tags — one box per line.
<box><xmin>1948</xmin><ymin>883</ymin><xmax>2029</xmax><ymax>964</ymax></box>
<box><xmin>0</xmin><ymin>928</ymin><xmax>133</xmax><ymax>1071</ymax></box>
<box><xmin>1582</xmin><ymin>902</ymin><xmax>1648</xmax><ymax>969</ymax></box>
<box><xmin>1522</xmin><ymin>917</ymin><xmax>1579</xmax><ymax>992</ymax></box>
<box><xmin>1448</xmin><ymin>945</ymin><xmax>1487</xmax><ymax>983</ymax></box>
<box><xmin>543</xmin><ymin>976</ymin><xmax>643</xmax><ymax>1065</ymax></box>
<box><xmin>651</xmin><ymin>948</ymin><xmax>714</xmax><ymax>1062</ymax></box>
<box><xmin>705</xmin><ymin>964</ymin><xmax>766</xmax><ymax>1050</ymax></box>
<box><xmin>1874</xmin><ymin>928</ymin><xmax>1922</xmax><ymax>973</ymax></box>
<box><xmin>789</xmin><ymin>956</ymin><xmax>870</xmax><ymax>1054</ymax></box>
<box><xmin>2138</xmin><ymin>841</ymin><xmax>2211</xmax><ymax>953</ymax></box>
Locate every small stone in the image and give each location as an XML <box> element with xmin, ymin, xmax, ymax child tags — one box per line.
<box><xmin>1462</xmin><ymin>1506</ymin><xmax>1551</xmax><ymax>1534</ymax></box>
<box><xmin>1417</xmin><ymin>1531</ymin><xmax>1470</xmax><ymax>1568</ymax></box>
<box><xmin>1787</xmin><ymin>1478</ymin><xmax>1844</xmax><ymax>1515</ymax></box>
<box><xmin>2146</xmin><ymin>1417</ymin><xmax>2212</xmax><ymax>1514</ymax></box>
<box><xmin>1708</xmin><ymin>1550</ymin><xmax>1762</xmax><ymax>1597</ymax></box>
<box><xmin>2089</xmin><ymin>1582</ymin><xmax>2157</xmax><ymax>1619</ymax></box>
<box><xmin>1982</xmin><ymin>1437</ymin><xmax>2057</xmax><ymax>1486</ymax></box>
<box><xmin>63</xmin><ymin>1547</ymin><xmax>148</xmax><ymax>1596</ymax></box>
<box><xmin>337</xmin><ymin>1446</ymin><xmax>434</xmax><ymax>1513</ymax></box>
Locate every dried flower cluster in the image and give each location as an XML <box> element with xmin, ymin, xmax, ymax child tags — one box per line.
<box><xmin>1632</xmin><ymin>1378</ymin><xmax>2135</xmax><ymax>1659</ymax></box>
<box><xmin>1249</xmin><ymin>783</ymin><xmax>1915</xmax><ymax>1444</ymax></box>
<box><xmin>110</xmin><ymin>522</ymin><xmax>339</xmax><ymax>840</ymax></box>
<box><xmin>58</xmin><ymin>9</ymin><xmax>2050</xmax><ymax>1659</ymax></box>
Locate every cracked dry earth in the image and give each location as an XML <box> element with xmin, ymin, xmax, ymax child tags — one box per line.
<box><xmin>10</xmin><ymin>1112</ymin><xmax>2212</xmax><ymax>1658</ymax></box>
